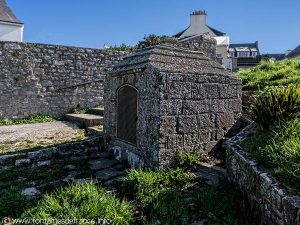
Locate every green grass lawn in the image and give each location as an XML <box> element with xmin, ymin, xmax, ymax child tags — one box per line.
<box><xmin>243</xmin><ymin>119</ymin><xmax>300</xmax><ymax>192</ymax></box>
<box><xmin>237</xmin><ymin>58</ymin><xmax>300</xmax><ymax>90</ymax></box>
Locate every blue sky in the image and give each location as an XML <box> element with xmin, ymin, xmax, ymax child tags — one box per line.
<box><xmin>8</xmin><ymin>0</ymin><xmax>300</xmax><ymax>53</ymax></box>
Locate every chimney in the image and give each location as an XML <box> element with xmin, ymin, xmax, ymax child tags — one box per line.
<box><xmin>190</xmin><ymin>10</ymin><xmax>207</xmax><ymax>29</ymax></box>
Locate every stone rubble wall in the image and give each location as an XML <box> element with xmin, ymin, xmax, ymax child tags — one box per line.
<box><xmin>225</xmin><ymin>126</ymin><xmax>300</xmax><ymax>225</ymax></box>
<box><xmin>0</xmin><ymin>137</ymin><xmax>103</xmax><ymax>171</ymax></box>
<box><xmin>178</xmin><ymin>34</ymin><xmax>217</xmax><ymax>60</ymax></box>
<box><xmin>0</xmin><ymin>41</ymin><xmax>127</xmax><ymax>119</ymax></box>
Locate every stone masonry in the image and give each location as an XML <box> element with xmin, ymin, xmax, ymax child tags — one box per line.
<box><xmin>104</xmin><ymin>44</ymin><xmax>242</xmax><ymax>169</ymax></box>
<box><xmin>0</xmin><ymin>41</ymin><xmax>127</xmax><ymax>119</ymax></box>
<box><xmin>225</xmin><ymin>126</ymin><xmax>300</xmax><ymax>225</ymax></box>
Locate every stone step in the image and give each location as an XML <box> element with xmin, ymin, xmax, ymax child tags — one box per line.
<box><xmin>193</xmin><ymin>162</ymin><xmax>227</xmax><ymax>185</ymax></box>
<box><xmin>65</xmin><ymin>114</ymin><xmax>103</xmax><ymax>128</ymax></box>
<box><xmin>88</xmin><ymin>108</ymin><xmax>104</xmax><ymax>116</ymax></box>
<box><xmin>87</xmin><ymin>126</ymin><xmax>103</xmax><ymax>136</ymax></box>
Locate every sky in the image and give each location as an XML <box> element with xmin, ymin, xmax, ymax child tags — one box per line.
<box><xmin>7</xmin><ymin>0</ymin><xmax>300</xmax><ymax>53</ymax></box>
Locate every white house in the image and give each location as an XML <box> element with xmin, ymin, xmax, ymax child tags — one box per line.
<box><xmin>174</xmin><ymin>11</ymin><xmax>230</xmax><ymax>65</ymax></box>
<box><xmin>0</xmin><ymin>0</ymin><xmax>24</xmax><ymax>42</ymax></box>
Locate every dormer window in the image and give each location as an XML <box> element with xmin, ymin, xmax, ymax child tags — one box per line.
<box><xmin>252</xmin><ymin>51</ymin><xmax>257</xmax><ymax>57</ymax></box>
<box><xmin>238</xmin><ymin>52</ymin><xmax>250</xmax><ymax>57</ymax></box>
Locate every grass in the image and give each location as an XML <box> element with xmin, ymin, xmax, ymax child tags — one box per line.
<box><xmin>21</xmin><ymin>183</ymin><xmax>134</xmax><ymax>225</ymax></box>
<box><xmin>243</xmin><ymin>119</ymin><xmax>300</xmax><ymax>192</ymax></box>
<box><xmin>120</xmin><ymin>168</ymin><xmax>250</xmax><ymax>225</ymax></box>
<box><xmin>0</xmin><ymin>187</ymin><xmax>35</xmax><ymax>218</ymax></box>
<box><xmin>72</xmin><ymin>108</ymin><xmax>88</xmax><ymax>114</ymax></box>
<box><xmin>0</xmin><ymin>164</ymin><xmax>251</xmax><ymax>224</ymax></box>
<box><xmin>95</xmin><ymin>103</ymin><xmax>104</xmax><ymax>110</ymax></box>
<box><xmin>0</xmin><ymin>114</ymin><xmax>56</xmax><ymax>126</ymax></box>
<box><xmin>237</xmin><ymin>58</ymin><xmax>300</xmax><ymax>90</ymax></box>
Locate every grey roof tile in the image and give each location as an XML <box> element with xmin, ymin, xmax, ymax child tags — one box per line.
<box><xmin>0</xmin><ymin>0</ymin><xmax>22</xmax><ymax>24</ymax></box>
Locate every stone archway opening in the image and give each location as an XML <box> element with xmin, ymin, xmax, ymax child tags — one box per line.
<box><xmin>117</xmin><ymin>85</ymin><xmax>138</xmax><ymax>145</ymax></box>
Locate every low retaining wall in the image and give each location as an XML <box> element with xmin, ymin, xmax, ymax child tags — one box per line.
<box><xmin>225</xmin><ymin>126</ymin><xmax>300</xmax><ymax>225</ymax></box>
<box><xmin>0</xmin><ymin>137</ymin><xmax>103</xmax><ymax>170</ymax></box>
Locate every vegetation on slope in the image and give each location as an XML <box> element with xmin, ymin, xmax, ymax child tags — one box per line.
<box><xmin>243</xmin><ymin>119</ymin><xmax>300</xmax><ymax>192</ymax></box>
<box><xmin>237</xmin><ymin>58</ymin><xmax>300</xmax><ymax>90</ymax></box>
<box><xmin>243</xmin><ymin>84</ymin><xmax>300</xmax><ymax>192</ymax></box>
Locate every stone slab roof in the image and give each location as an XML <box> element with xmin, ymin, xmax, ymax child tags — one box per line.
<box><xmin>0</xmin><ymin>0</ymin><xmax>23</xmax><ymax>24</ymax></box>
<box><xmin>110</xmin><ymin>44</ymin><xmax>235</xmax><ymax>78</ymax></box>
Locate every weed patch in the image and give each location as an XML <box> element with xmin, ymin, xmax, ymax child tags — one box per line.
<box><xmin>0</xmin><ymin>115</ymin><xmax>56</xmax><ymax>126</ymax></box>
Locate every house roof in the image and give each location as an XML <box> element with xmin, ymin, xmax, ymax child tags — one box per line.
<box><xmin>174</xmin><ymin>25</ymin><xmax>225</xmax><ymax>38</ymax></box>
<box><xmin>207</xmin><ymin>26</ymin><xmax>226</xmax><ymax>36</ymax></box>
<box><xmin>174</xmin><ymin>26</ymin><xmax>190</xmax><ymax>38</ymax></box>
<box><xmin>0</xmin><ymin>0</ymin><xmax>23</xmax><ymax>24</ymax></box>
<box><xmin>263</xmin><ymin>54</ymin><xmax>286</xmax><ymax>61</ymax></box>
<box><xmin>229</xmin><ymin>42</ymin><xmax>259</xmax><ymax>52</ymax></box>
<box><xmin>110</xmin><ymin>44</ymin><xmax>239</xmax><ymax>78</ymax></box>
<box><xmin>287</xmin><ymin>45</ymin><xmax>300</xmax><ymax>58</ymax></box>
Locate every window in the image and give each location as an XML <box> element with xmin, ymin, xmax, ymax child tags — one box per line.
<box><xmin>252</xmin><ymin>51</ymin><xmax>257</xmax><ymax>57</ymax></box>
<box><xmin>230</xmin><ymin>52</ymin><xmax>235</xmax><ymax>58</ymax></box>
<box><xmin>216</xmin><ymin>54</ymin><xmax>222</xmax><ymax>58</ymax></box>
<box><xmin>238</xmin><ymin>52</ymin><xmax>250</xmax><ymax>57</ymax></box>
<box><xmin>117</xmin><ymin>85</ymin><xmax>138</xmax><ymax>145</ymax></box>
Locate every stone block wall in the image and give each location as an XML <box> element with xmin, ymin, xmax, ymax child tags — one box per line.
<box><xmin>105</xmin><ymin>44</ymin><xmax>242</xmax><ymax>169</ymax></box>
<box><xmin>158</xmin><ymin>71</ymin><xmax>242</xmax><ymax>167</ymax></box>
<box><xmin>0</xmin><ymin>41</ymin><xmax>127</xmax><ymax>119</ymax></box>
<box><xmin>225</xmin><ymin>126</ymin><xmax>300</xmax><ymax>225</ymax></box>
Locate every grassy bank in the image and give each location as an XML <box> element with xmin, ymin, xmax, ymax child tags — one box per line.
<box><xmin>237</xmin><ymin>58</ymin><xmax>300</xmax><ymax>90</ymax></box>
<box><xmin>243</xmin><ymin>119</ymin><xmax>300</xmax><ymax>192</ymax></box>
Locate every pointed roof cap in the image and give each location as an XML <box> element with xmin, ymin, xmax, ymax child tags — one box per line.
<box><xmin>0</xmin><ymin>0</ymin><xmax>23</xmax><ymax>24</ymax></box>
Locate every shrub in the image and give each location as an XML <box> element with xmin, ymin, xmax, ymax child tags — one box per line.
<box><xmin>22</xmin><ymin>183</ymin><xmax>134</xmax><ymax>225</ymax></box>
<box><xmin>251</xmin><ymin>84</ymin><xmax>300</xmax><ymax>129</ymax></box>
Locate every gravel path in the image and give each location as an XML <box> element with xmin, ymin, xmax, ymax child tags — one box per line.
<box><xmin>0</xmin><ymin>121</ymin><xmax>84</xmax><ymax>153</ymax></box>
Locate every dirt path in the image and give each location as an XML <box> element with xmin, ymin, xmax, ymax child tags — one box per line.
<box><xmin>0</xmin><ymin>121</ymin><xmax>85</xmax><ymax>154</ymax></box>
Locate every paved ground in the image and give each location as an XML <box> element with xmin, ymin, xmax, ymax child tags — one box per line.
<box><xmin>0</xmin><ymin>121</ymin><xmax>85</xmax><ymax>154</ymax></box>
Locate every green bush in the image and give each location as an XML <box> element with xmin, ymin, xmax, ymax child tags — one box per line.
<box><xmin>243</xmin><ymin>119</ymin><xmax>300</xmax><ymax>191</ymax></box>
<box><xmin>22</xmin><ymin>183</ymin><xmax>134</xmax><ymax>225</ymax></box>
<box><xmin>237</xmin><ymin>58</ymin><xmax>300</xmax><ymax>90</ymax></box>
<box><xmin>251</xmin><ymin>85</ymin><xmax>300</xmax><ymax>129</ymax></box>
